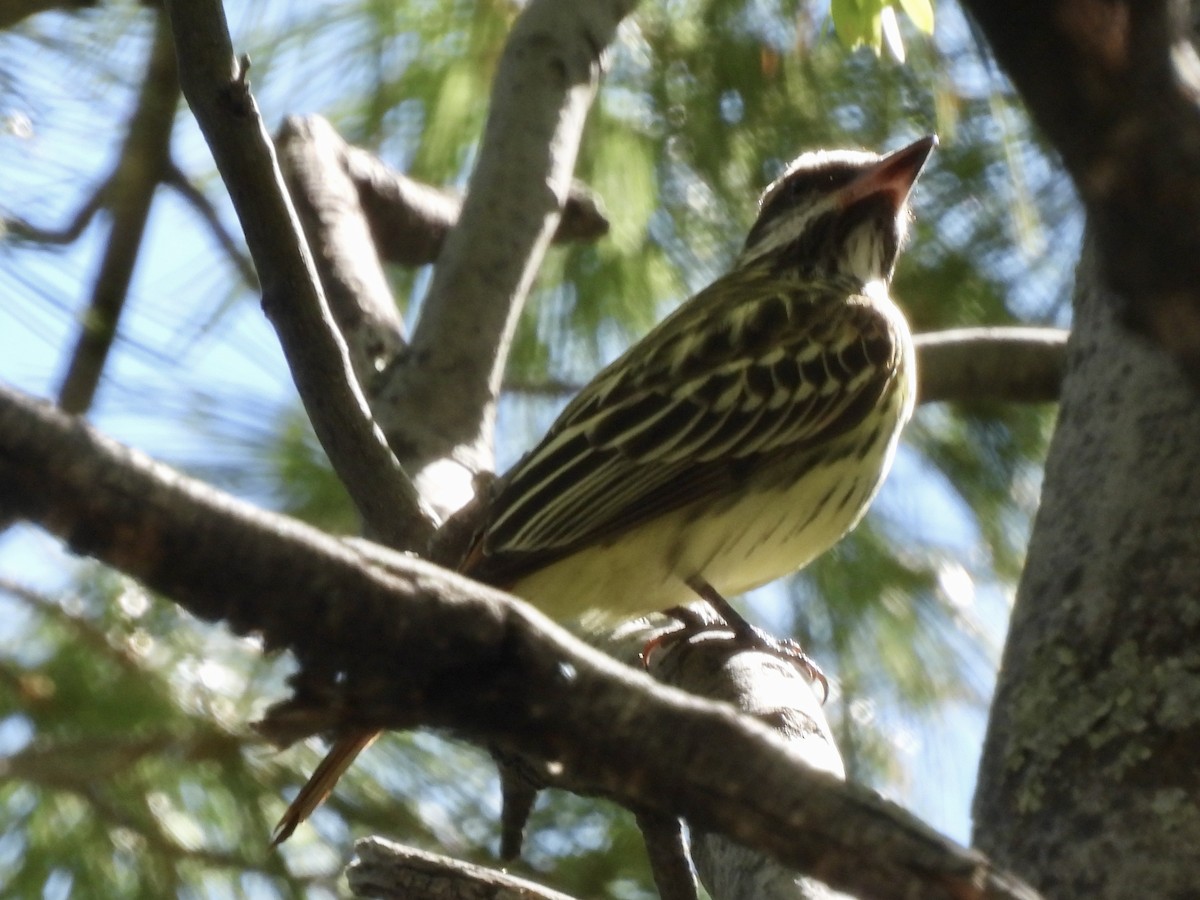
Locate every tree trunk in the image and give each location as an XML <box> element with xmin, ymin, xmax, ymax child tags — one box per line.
<box><xmin>973</xmin><ymin>232</ymin><xmax>1200</xmax><ymax>895</ymax></box>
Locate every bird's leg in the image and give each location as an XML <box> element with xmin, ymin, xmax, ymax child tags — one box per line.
<box><xmin>635</xmin><ymin>809</ymin><xmax>699</xmax><ymax>900</ymax></box>
<box><xmin>683</xmin><ymin>575</ymin><xmax>757</xmax><ymax>642</ymax></box>
<box><xmin>492</xmin><ymin>747</ymin><xmax>542</xmax><ymax>861</ymax></box>
<box><xmin>684</xmin><ymin>575</ymin><xmax>829</xmax><ymax>702</ymax></box>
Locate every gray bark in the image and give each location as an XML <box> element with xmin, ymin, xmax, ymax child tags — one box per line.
<box><xmin>972</xmin><ymin>234</ymin><xmax>1200</xmax><ymax>895</ymax></box>
<box><xmin>371</xmin><ymin>0</ymin><xmax>635</xmax><ymax>520</ymax></box>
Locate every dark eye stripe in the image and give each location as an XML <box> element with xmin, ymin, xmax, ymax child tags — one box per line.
<box><xmin>750</xmin><ymin>163</ymin><xmax>863</xmax><ymax>243</ymax></box>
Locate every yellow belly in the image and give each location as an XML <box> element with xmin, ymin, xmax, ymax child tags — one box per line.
<box><xmin>509</xmin><ymin>421</ymin><xmax>903</xmax><ymax>624</ymax></box>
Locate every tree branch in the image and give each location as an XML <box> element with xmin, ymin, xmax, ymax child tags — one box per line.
<box><xmin>56</xmin><ymin>12</ymin><xmax>178</xmax><ymax>415</ymax></box>
<box><xmin>370</xmin><ymin>0</ymin><xmax>636</xmax><ymax>518</ymax></box>
<box><xmin>162</xmin><ymin>0</ymin><xmax>435</xmax><ymax>550</ymax></box>
<box><xmin>274</xmin><ymin>114</ymin><xmax>610</xmax><ymax>500</ymax></box>
<box><xmin>914</xmin><ymin>327</ymin><xmax>1068</xmax><ymax>405</ymax></box>
<box><xmin>338</xmin><ymin>134</ymin><xmax>609</xmax><ymax>268</ymax></box>
<box><xmin>348</xmin><ymin>839</ymin><xmax>579</xmax><ymax>900</ymax></box>
<box><xmin>501</xmin><ymin>328</ymin><xmax>1070</xmax><ymax>407</ymax></box>
<box><xmin>275</xmin><ymin>115</ymin><xmax>406</xmax><ymax>391</ymax></box>
<box><xmin>0</xmin><ymin>383</ymin><xmax>1038</xmax><ymax>900</ymax></box>
<box><xmin>0</xmin><ymin>0</ymin><xmax>96</xmax><ymax>31</ymax></box>
<box><xmin>959</xmin><ymin>0</ymin><xmax>1200</xmax><ymax>377</ymax></box>
<box><xmin>650</xmin><ymin>626</ymin><xmax>852</xmax><ymax>900</ymax></box>
<box><xmin>491</xmin><ymin>615</ymin><xmax>846</xmax><ymax>899</ymax></box>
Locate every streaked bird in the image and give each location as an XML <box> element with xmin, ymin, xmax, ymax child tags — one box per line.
<box><xmin>273</xmin><ymin>134</ymin><xmax>936</xmax><ymax>844</ymax></box>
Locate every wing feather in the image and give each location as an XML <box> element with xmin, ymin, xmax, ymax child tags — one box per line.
<box><xmin>468</xmin><ymin>272</ymin><xmax>904</xmax><ymax>587</ymax></box>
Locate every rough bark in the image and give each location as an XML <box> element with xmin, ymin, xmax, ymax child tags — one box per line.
<box><xmin>649</xmin><ymin>628</ymin><xmax>852</xmax><ymax>900</ymax></box>
<box><xmin>973</xmin><ymin>235</ymin><xmax>1200</xmax><ymax>895</ymax></box>
<box><xmin>348</xmin><ymin>839</ymin><xmax>578</xmax><ymax>900</ymax></box>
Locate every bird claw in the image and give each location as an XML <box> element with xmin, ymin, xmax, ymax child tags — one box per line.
<box><xmin>642</xmin><ymin>579</ymin><xmax>830</xmax><ymax>704</ymax></box>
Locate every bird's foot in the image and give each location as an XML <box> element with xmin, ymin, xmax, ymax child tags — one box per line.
<box><xmin>679</xmin><ymin>575</ymin><xmax>829</xmax><ymax>703</ymax></box>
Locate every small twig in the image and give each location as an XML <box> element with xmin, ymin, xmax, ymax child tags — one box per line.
<box><xmin>494</xmin><ymin>749</ymin><xmax>540</xmax><ymax>861</ymax></box>
<box><xmin>4</xmin><ymin>184</ymin><xmax>107</xmax><ymax>245</ymax></box>
<box><xmin>636</xmin><ymin>809</ymin><xmax>698</xmax><ymax>900</ymax></box>
<box><xmin>162</xmin><ymin>159</ymin><xmax>258</xmax><ymax>288</ymax></box>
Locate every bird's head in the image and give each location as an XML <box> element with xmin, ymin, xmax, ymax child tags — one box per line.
<box><xmin>737</xmin><ymin>134</ymin><xmax>936</xmax><ymax>285</ymax></box>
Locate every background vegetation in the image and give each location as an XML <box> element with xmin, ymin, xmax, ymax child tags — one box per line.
<box><xmin>1</xmin><ymin>1</ymin><xmax>1080</xmax><ymax>896</ymax></box>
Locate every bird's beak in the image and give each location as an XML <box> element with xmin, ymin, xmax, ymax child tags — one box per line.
<box><xmin>837</xmin><ymin>134</ymin><xmax>937</xmax><ymax>211</ymax></box>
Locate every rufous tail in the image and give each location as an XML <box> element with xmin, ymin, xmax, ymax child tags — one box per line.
<box><xmin>272</xmin><ymin>729</ymin><xmax>379</xmax><ymax>846</ymax></box>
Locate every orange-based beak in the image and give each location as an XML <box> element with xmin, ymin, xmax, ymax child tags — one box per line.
<box><xmin>837</xmin><ymin>134</ymin><xmax>937</xmax><ymax>210</ymax></box>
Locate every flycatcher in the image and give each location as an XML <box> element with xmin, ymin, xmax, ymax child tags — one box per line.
<box><xmin>273</xmin><ymin>134</ymin><xmax>936</xmax><ymax>843</ymax></box>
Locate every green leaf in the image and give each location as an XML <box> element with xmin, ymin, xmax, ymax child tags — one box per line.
<box><xmin>880</xmin><ymin>5</ymin><xmax>905</xmax><ymax>62</ymax></box>
<box><xmin>830</xmin><ymin>0</ymin><xmax>868</xmax><ymax>49</ymax></box>
<box><xmin>898</xmin><ymin>0</ymin><xmax>936</xmax><ymax>34</ymax></box>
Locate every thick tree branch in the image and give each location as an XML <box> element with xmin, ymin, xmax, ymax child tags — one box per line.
<box><xmin>348</xmin><ymin>839</ymin><xmax>578</xmax><ymax>900</ymax></box>
<box><xmin>502</xmin><ymin>328</ymin><xmax>1070</xmax><ymax>407</ymax></box>
<box><xmin>371</xmin><ymin>0</ymin><xmax>636</xmax><ymax>518</ymax></box>
<box><xmin>341</xmin><ymin>144</ymin><xmax>609</xmax><ymax>265</ymax></box>
<box><xmin>914</xmin><ymin>327</ymin><xmax>1068</xmax><ymax>405</ymax></box>
<box><xmin>960</xmin><ymin>0</ymin><xmax>1200</xmax><ymax>376</ymax></box>
<box><xmin>162</xmin><ymin>0</ymin><xmax>435</xmax><ymax>550</ymax></box>
<box><xmin>276</xmin><ymin>115</ymin><xmax>406</xmax><ymax>392</ymax></box>
<box><xmin>492</xmin><ymin>616</ymin><xmax>846</xmax><ymax>899</ymax></box>
<box><xmin>648</xmin><ymin>622</ymin><xmax>851</xmax><ymax>900</ymax></box>
<box><xmin>56</xmin><ymin>12</ymin><xmax>178</xmax><ymax>415</ymax></box>
<box><xmin>0</xmin><ymin>383</ymin><xmax>1037</xmax><ymax>900</ymax></box>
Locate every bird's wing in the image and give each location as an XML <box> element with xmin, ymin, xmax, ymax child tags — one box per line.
<box><xmin>468</xmin><ymin>272</ymin><xmax>905</xmax><ymax>583</ymax></box>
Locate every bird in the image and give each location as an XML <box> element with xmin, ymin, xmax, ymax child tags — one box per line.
<box><xmin>272</xmin><ymin>134</ymin><xmax>936</xmax><ymax>845</ymax></box>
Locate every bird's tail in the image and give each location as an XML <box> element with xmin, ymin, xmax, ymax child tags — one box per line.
<box><xmin>272</xmin><ymin>729</ymin><xmax>380</xmax><ymax>846</ymax></box>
